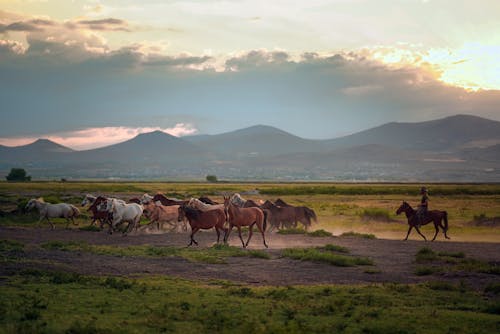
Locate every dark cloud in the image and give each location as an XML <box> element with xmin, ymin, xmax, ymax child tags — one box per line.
<box><xmin>76</xmin><ymin>18</ymin><xmax>130</xmax><ymax>32</ymax></box>
<box><xmin>143</xmin><ymin>55</ymin><xmax>212</xmax><ymax>67</ymax></box>
<box><xmin>0</xmin><ymin>44</ymin><xmax>499</xmax><ymax>139</ymax></box>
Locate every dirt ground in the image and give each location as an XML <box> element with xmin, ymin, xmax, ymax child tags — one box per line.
<box><xmin>1</xmin><ymin>226</ymin><xmax>499</xmax><ymax>288</ymax></box>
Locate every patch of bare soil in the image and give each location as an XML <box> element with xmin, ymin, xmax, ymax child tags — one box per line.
<box><xmin>1</xmin><ymin>226</ymin><xmax>499</xmax><ymax>288</ymax></box>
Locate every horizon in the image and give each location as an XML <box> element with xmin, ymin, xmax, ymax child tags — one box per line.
<box><xmin>1</xmin><ymin>1</ymin><xmax>500</xmax><ymax>150</ymax></box>
<box><xmin>0</xmin><ymin>113</ymin><xmax>492</xmax><ymax>150</ymax></box>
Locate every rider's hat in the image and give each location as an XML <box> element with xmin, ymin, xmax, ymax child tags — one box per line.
<box><xmin>420</xmin><ymin>186</ymin><xmax>428</xmax><ymax>193</ymax></box>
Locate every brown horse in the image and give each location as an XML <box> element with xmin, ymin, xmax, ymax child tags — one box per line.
<box><xmin>261</xmin><ymin>200</ymin><xmax>296</xmax><ymax>231</ymax></box>
<box><xmin>128</xmin><ymin>197</ymin><xmax>141</xmax><ymax>204</ymax></box>
<box><xmin>396</xmin><ymin>201</ymin><xmax>450</xmax><ymax>241</ymax></box>
<box><xmin>223</xmin><ymin>196</ymin><xmax>268</xmax><ymax>248</ymax></box>
<box><xmin>273</xmin><ymin>198</ymin><xmax>317</xmax><ymax>230</ymax></box>
<box><xmin>153</xmin><ymin>193</ymin><xmax>186</xmax><ymax>206</ymax></box>
<box><xmin>143</xmin><ymin>201</ymin><xmax>184</xmax><ymax>231</ymax></box>
<box><xmin>87</xmin><ymin>196</ymin><xmax>112</xmax><ymax>228</ymax></box>
<box><xmin>178</xmin><ymin>205</ymin><xmax>227</xmax><ymax>246</ymax></box>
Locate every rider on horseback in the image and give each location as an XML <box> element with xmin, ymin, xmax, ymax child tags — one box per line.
<box><xmin>415</xmin><ymin>186</ymin><xmax>428</xmax><ymax>225</ymax></box>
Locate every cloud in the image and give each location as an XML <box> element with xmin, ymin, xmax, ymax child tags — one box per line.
<box><xmin>75</xmin><ymin>18</ymin><xmax>130</xmax><ymax>32</ymax></box>
<box><xmin>0</xmin><ymin>124</ymin><xmax>198</xmax><ymax>150</ymax></box>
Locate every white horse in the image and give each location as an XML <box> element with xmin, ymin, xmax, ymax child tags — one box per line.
<box><xmin>103</xmin><ymin>198</ymin><xmax>143</xmax><ymax>235</ymax></box>
<box><xmin>187</xmin><ymin>198</ymin><xmax>224</xmax><ymax>211</ymax></box>
<box><xmin>25</xmin><ymin>198</ymin><xmax>80</xmax><ymax>229</ymax></box>
<box><xmin>230</xmin><ymin>193</ymin><xmax>247</xmax><ymax>207</ymax></box>
<box><xmin>81</xmin><ymin>194</ymin><xmax>97</xmax><ymax>206</ymax></box>
<box><xmin>140</xmin><ymin>193</ymin><xmax>154</xmax><ymax>204</ymax></box>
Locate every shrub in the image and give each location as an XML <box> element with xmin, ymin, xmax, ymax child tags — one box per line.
<box><xmin>307</xmin><ymin>229</ymin><xmax>333</xmax><ymax>237</ymax></box>
<box><xmin>6</xmin><ymin>168</ymin><xmax>31</xmax><ymax>182</ymax></box>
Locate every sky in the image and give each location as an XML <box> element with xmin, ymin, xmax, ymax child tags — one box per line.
<box><xmin>0</xmin><ymin>0</ymin><xmax>499</xmax><ymax>149</ymax></box>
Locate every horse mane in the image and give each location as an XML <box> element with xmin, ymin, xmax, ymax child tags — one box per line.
<box><xmin>183</xmin><ymin>205</ymin><xmax>200</xmax><ymax>219</ymax></box>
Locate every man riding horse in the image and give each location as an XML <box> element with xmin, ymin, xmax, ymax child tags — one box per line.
<box><xmin>415</xmin><ymin>186</ymin><xmax>429</xmax><ymax>225</ymax></box>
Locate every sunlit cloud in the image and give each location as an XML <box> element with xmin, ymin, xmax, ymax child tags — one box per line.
<box><xmin>0</xmin><ymin>124</ymin><xmax>198</xmax><ymax>150</ymax></box>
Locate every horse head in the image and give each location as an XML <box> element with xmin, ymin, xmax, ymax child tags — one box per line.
<box><xmin>396</xmin><ymin>201</ymin><xmax>411</xmax><ymax>215</ymax></box>
<box><xmin>25</xmin><ymin>198</ymin><xmax>37</xmax><ymax>211</ymax></box>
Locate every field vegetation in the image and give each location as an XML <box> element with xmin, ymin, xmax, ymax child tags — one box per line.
<box><xmin>1</xmin><ymin>272</ymin><xmax>499</xmax><ymax>333</ymax></box>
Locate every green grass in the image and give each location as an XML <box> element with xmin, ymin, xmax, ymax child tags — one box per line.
<box><xmin>0</xmin><ymin>239</ymin><xmax>24</xmax><ymax>252</ymax></box>
<box><xmin>340</xmin><ymin>231</ymin><xmax>377</xmax><ymax>239</ymax></box>
<box><xmin>277</xmin><ymin>228</ymin><xmax>306</xmax><ymax>235</ymax></box>
<box><xmin>322</xmin><ymin>243</ymin><xmax>349</xmax><ymax>253</ymax></box>
<box><xmin>1</xmin><ymin>273</ymin><xmax>499</xmax><ymax>334</ymax></box>
<box><xmin>307</xmin><ymin>229</ymin><xmax>333</xmax><ymax>237</ymax></box>
<box><xmin>40</xmin><ymin>241</ymin><xmax>270</xmax><ymax>264</ymax></box>
<box><xmin>360</xmin><ymin>207</ymin><xmax>392</xmax><ymax>221</ymax></box>
<box><xmin>415</xmin><ymin>266</ymin><xmax>440</xmax><ymax>276</ymax></box>
<box><xmin>282</xmin><ymin>247</ymin><xmax>373</xmax><ymax>267</ymax></box>
<box><xmin>415</xmin><ymin>247</ymin><xmax>500</xmax><ymax>275</ymax></box>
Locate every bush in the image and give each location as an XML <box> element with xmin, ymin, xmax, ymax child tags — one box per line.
<box><xmin>206</xmin><ymin>175</ymin><xmax>218</xmax><ymax>183</ymax></box>
<box><xmin>5</xmin><ymin>168</ymin><xmax>31</xmax><ymax>182</ymax></box>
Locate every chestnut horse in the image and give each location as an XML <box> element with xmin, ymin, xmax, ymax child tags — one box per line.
<box><xmin>273</xmin><ymin>198</ymin><xmax>317</xmax><ymax>230</ymax></box>
<box><xmin>223</xmin><ymin>196</ymin><xmax>268</xmax><ymax>248</ymax></box>
<box><xmin>86</xmin><ymin>196</ymin><xmax>112</xmax><ymax>228</ymax></box>
<box><xmin>178</xmin><ymin>205</ymin><xmax>227</xmax><ymax>246</ymax></box>
<box><xmin>261</xmin><ymin>200</ymin><xmax>296</xmax><ymax>231</ymax></box>
<box><xmin>396</xmin><ymin>201</ymin><xmax>450</xmax><ymax>241</ymax></box>
<box><xmin>143</xmin><ymin>201</ymin><xmax>182</xmax><ymax>231</ymax></box>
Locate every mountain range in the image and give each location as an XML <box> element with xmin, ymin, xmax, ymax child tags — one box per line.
<box><xmin>1</xmin><ymin>114</ymin><xmax>499</xmax><ymax>181</ymax></box>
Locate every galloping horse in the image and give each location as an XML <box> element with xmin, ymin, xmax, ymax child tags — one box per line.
<box><xmin>223</xmin><ymin>196</ymin><xmax>268</xmax><ymax>248</ymax></box>
<box><xmin>396</xmin><ymin>201</ymin><xmax>450</xmax><ymax>241</ymax></box>
<box><xmin>260</xmin><ymin>200</ymin><xmax>296</xmax><ymax>231</ymax></box>
<box><xmin>198</xmin><ymin>196</ymin><xmax>219</xmax><ymax>205</ymax></box>
<box><xmin>102</xmin><ymin>198</ymin><xmax>143</xmax><ymax>235</ymax></box>
<box><xmin>273</xmin><ymin>198</ymin><xmax>317</xmax><ymax>230</ymax></box>
<box><xmin>26</xmin><ymin>198</ymin><xmax>80</xmax><ymax>229</ymax></box>
<box><xmin>143</xmin><ymin>201</ymin><xmax>185</xmax><ymax>231</ymax></box>
<box><xmin>178</xmin><ymin>205</ymin><xmax>227</xmax><ymax>246</ymax></box>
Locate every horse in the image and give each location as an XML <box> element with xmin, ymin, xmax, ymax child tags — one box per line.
<box><xmin>178</xmin><ymin>205</ymin><xmax>227</xmax><ymax>246</ymax></box>
<box><xmin>396</xmin><ymin>201</ymin><xmax>450</xmax><ymax>241</ymax></box>
<box><xmin>223</xmin><ymin>196</ymin><xmax>268</xmax><ymax>248</ymax></box>
<box><xmin>260</xmin><ymin>200</ymin><xmax>296</xmax><ymax>231</ymax></box>
<box><xmin>187</xmin><ymin>198</ymin><xmax>224</xmax><ymax>211</ymax></box>
<box><xmin>25</xmin><ymin>198</ymin><xmax>80</xmax><ymax>229</ymax></box>
<box><xmin>102</xmin><ymin>198</ymin><xmax>143</xmax><ymax>235</ymax></box>
<box><xmin>272</xmin><ymin>199</ymin><xmax>317</xmax><ymax>230</ymax></box>
<box><xmin>81</xmin><ymin>194</ymin><xmax>97</xmax><ymax>207</ymax></box>
<box><xmin>128</xmin><ymin>197</ymin><xmax>142</xmax><ymax>204</ymax></box>
<box><xmin>152</xmin><ymin>193</ymin><xmax>186</xmax><ymax>206</ymax></box>
<box><xmin>142</xmin><ymin>201</ymin><xmax>186</xmax><ymax>231</ymax></box>
<box><xmin>198</xmin><ymin>196</ymin><xmax>219</xmax><ymax>205</ymax></box>
<box><xmin>86</xmin><ymin>196</ymin><xmax>126</xmax><ymax>228</ymax></box>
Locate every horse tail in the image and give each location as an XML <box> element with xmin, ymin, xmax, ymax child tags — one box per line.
<box><xmin>443</xmin><ymin>211</ymin><xmax>448</xmax><ymax>232</ymax></box>
<box><xmin>305</xmin><ymin>207</ymin><xmax>317</xmax><ymax>222</ymax></box>
<box><xmin>263</xmin><ymin>210</ymin><xmax>268</xmax><ymax>232</ymax></box>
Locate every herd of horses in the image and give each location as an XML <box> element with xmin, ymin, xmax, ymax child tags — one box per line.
<box><xmin>23</xmin><ymin>193</ymin><xmax>451</xmax><ymax>247</ymax></box>
<box><xmin>25</xmin><ymin>193</ymin><xmax>318</xmax><ymax>248</ymax></box>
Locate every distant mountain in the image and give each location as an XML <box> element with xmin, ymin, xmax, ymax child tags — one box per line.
<box><xmin>184</xmin><ymin>124</ymin><xmax>324</xmax><ymax>158</ymax></box>
<box><xmin>325</xmin><ymin>115</ymin><xmax>500</xmax><ymax>151</ymax></box>
<box><xmin>0</xmin><ymin>139</ymin><xmax>73</xmax><ymax>162</ymax></box>
<box><xmin>0</xmin><ymin>114</ymin><xmax>499</xmax><ymax>181</ymax></box>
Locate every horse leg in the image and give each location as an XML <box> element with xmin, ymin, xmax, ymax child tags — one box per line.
<box><xmin>237</xmin><ymin>226</ymin><xmax>245</xmax><ymax>248</ymax></box>
<box><xmin>65</xmin><ymin>217</ymin><xmax>71</xmax><ymax>229</ymax></box>
<box><xmin>414</xmin><ymin>225</ymin><xmax>427</xmax><ymax>241</ymax></box>
<box><xmin>403</xmin><ymin>225</ymin><xmax>413</xmax><ymax>240</ymax></box>
<box><xmin>224</xmin><ymin>224</ymin><xmax>233</xmax><ymax>244</ymax></box>
<box><xmin>216</xmin><ymin>227</ymin><xmax>221</xmax><ymax>243</ymax></box>
<box><xmin>245</xmin><ymin>223</ymin><xmax>254</xmax><ymax>247</ymax></box>
<box><xmin>256</xmin><ymin>221</ymin><xmax>268</xmax><ymax>248</ymax></box>
<box><xmin>431</xmin><ymin>222</ymin><xmax>439</xmax><ymax>241</ymax></box>
<box><xmin>189</xmin><ymin>227</ymin><xmax>199</xmax><ymax>246</ymax></box>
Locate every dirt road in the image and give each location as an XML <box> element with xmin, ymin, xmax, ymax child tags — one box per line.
<box><xmin>1</xmin><ymin>226</ymin><xmax>499</xmax><ymax>288</ymax></box>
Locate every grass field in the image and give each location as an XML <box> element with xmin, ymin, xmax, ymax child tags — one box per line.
<box><xmin>1</xmin><ymin>182</ymin><xmax>499</xmax><ymax>333</ymax></box>
<box><xmin>1</xmin><ymin>181</ymin><xmax>498</xmax><ymax>242</ymax></box>
<box><xmin>1</xmin><ymin>272</ymin><xmax>499</xmax><ymax>334</ymax></box>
